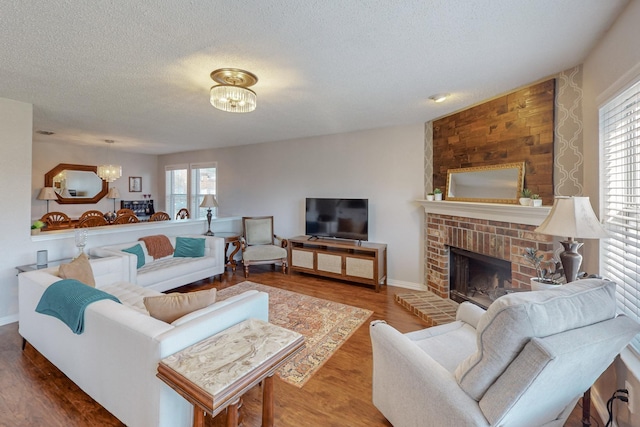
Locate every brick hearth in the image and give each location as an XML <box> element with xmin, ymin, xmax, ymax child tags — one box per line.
<box><xmin>426</xmin><ymin>213</ymin><xmax>554</xmax><ymax>298</ymax></box>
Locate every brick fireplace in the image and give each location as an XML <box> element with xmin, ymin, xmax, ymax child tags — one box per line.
<box><xmin>422</xmin><ymin>201</ymin><xmax>554</xmax><ymax>300</ymax></box>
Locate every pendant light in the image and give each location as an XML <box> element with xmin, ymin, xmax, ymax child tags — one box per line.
<box><xmin>97</xmin><ymin>140</ymin><xmax>122</xmax><ymax>183</ymax></box>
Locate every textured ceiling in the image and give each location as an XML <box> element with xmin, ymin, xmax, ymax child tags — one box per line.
<box><xmin>0</xmin><ymin>0</ymin><xmax>629</xmax><ymax>155</ymax></box>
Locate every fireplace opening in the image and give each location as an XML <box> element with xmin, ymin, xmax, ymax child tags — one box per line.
<box><xmin>449</xmin><ymin>247</ymin><xmax>513</xmax><ymax>309</ymax></box>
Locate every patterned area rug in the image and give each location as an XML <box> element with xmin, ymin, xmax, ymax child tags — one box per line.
<box><xmin>217</xmin><ymin>281</ymin><xmax>373</xmax><ymax>387</ymax></box>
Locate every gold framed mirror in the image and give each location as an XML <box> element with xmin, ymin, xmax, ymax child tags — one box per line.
<box><xmin>44</xmin><ymin>163</ymin><xmax>108</xmax><ymax>204</ymax></box>
<box><xmin>445</xmin><ymin>162</ymin><xmax>525</xmax><ymax>204</ymax></box>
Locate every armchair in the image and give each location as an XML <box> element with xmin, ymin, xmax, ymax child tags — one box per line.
<box><xmin>241</xmin><ymin>216</ymin><xmax>288</xmax><ymax>278</ymax></box>
<box><xmin>370</xmin><ymin>279</ymin><xmax>640</xmax><ymax>427</ymax></box>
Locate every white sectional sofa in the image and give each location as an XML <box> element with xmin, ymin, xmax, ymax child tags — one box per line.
<box><xmin>90</xmin><ymin>234</ymin><xmax>225</xmax><ymax>292</ymax></box>
<box><xmin>18</xmin><ymin>256</ymin><xmax>269</xmax><ymax>427</ymax></box>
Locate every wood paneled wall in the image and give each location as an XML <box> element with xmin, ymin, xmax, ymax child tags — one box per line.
<box><xmin>432</xmin><ymin>79</ymin><xmax>555</xmax><ymax>204</ymax></box>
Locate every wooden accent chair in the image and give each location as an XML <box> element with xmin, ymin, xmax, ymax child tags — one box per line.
<box><xmin>241</xmin><ymin>216</ymin><xmax>288</xmax><ymax>278</ymax></box>
<box><xmin>41</xmin><ymin>212</ymin><xmax>72</xmax><ymax>230</ymax></box>
<box><xmin>77</xmin><ymin>216</ymin><xmax>108</xmax><ymax>228</ymax></box>
<box><xmin>113</xmin><ymin>214</ymin><xmax>140</xmax><ymax>224</ymax></box>
<box><xmin>149</xmin><ymin>211</ymin><xmax>171</xmax><ymax>221</ymax></box>
<box><xmin>176</xmin><ymin>208</ymin><xmax>190</xmax><ymax>220</ymax></box>
<box><xmin>79</xmin><ymin>210</ymin><xmax>104</xmax><ymax>220</ymax></box>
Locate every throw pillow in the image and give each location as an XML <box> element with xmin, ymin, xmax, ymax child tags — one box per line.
<box><xmin>173</xmin><ymin>237</ymin><xmax>206</xmax><ymax>258</ymax></box>
<box><xmin>122</xmin><ymin>243</ymin><xmax>146</xmax><ymax>269</ymax></box>
<box><xmin>58</xmin><ymin>253</ymin><xmax>96</xmax><ymax>287</ymax></box>
<box><xmin>143</xmin><ymin>288</ymin><xmax>216</xmax><ymax>323</ymax></box>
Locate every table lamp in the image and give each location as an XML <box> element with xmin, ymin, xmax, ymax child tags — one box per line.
<box><xmin>535</xmin><ymin>196</ymin><xmax>609</xmax><ymax>283</ymax></box>
<box><xmin>199</xmin><ymin>195</ymin><xmax>218</xmax><ymax>236</ymax></box>
<box><xmin>107</xmin><ymin>187</ymin><xmax>120</xmax><ymax>212</ymax></box>
<box><xmin>37</xmin><ymin>187</ymin><xmax>58</xmax><ymax>212</ymax></box>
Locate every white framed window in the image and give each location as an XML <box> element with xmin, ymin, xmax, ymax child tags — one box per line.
<box><xmin>190</xmin><ymin>162</ymin><xmax>217</xmax><ymax>219</ymax></box>
<box><xmin>165</xmin><ymin>165</ymin><xmax>188</xmax><ymax>219</ymax></box>
<box><xmin>164</xmin><ymin>163</ymin><xmax>217</xmax><ymax>220</ymax></box>
<box><xmin>600</xmin><ymin>79</ymin><xmax>640</xmax><ymax>352</ymax></box>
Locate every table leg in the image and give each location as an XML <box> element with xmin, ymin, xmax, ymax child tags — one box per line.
<box><xmin>228</xmin><ymin>241</ymin><xmax>241</xmax><ymax>272</ymax></box>
<box><xmin>262</xmin><ymin>375</ymin><xmax>275</xmax><ymax>427</ymax></box>
<box><xmin>226</xmin><ymin>399</ymin><xmax>240</xmax><ymax>427</ymax></box>
<box><xmin>582</xmin><ymin>388</ymin><xmax>591</xmax><ymax>427</ymax></box>
<box><xmin>193</xmin><ymin>407</ymin><xmax>205</xmax><ymax>427</ymax></box>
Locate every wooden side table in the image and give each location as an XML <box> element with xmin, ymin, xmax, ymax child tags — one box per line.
<box><xmin>215</xmin><ymin>232</ymin><xmax>242</xmax><ymax>272</ymax></box>
<box><xmin>157</xmin><ymin>319</ymin><xmax>304</xmax><ymax>427</ymax></box>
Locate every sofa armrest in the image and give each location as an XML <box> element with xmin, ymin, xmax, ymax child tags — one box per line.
<box><xmin>370</xmin><ymin>320</ymin><xmax>488</xmax><ymax>427</ymax></box>
<box><xmin>156</xmin><ymin>291</ymin><xmax>269</xmax><ymax>357</ymax></box>
<box><xmin>90</xmin><ymin>248</ymin><xmax>138</xmax><ymax>284</ymax></box>
<box><xmin>456</xmin><ymin>301</ymin><xmax>485</xmax><ymax>329</ymax></box>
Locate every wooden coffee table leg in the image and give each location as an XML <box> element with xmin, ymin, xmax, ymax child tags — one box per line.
<box><xmin>226</xmin><ymin>399</ymin><xmax>240</xmax><ymax>427</ymax></box>
<box><xmin>262</xmin><ymin>375</ymin><xmax>275</xmax><ymax>427</ymax></box>
<box><xmin>193</xmin><ymin>406</ymin><xmax>205</xmax><ymax>427</ymax></box>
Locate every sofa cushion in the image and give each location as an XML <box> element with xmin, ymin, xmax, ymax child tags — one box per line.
<box><xmin>58</xmin><ymin>253</ymin><xmax>96</xmax><ymax>287</ymax></box>
<box><xmin>243</xmin><ymin>245</ymin><xmax>287</xmax><ymax>262</ymax></box>
<box><xmin>102</xmin><ymin>281</ymin><xmax>163</xmax><ymax>314</ymax></box>
<box><xmin>135</xmin><ymin>256</ymin><xmax>215</xmax><ymax>287</ymax></box>
<box><xmin>454</xmin><ymin>279</ymin><xmax>617</xmax><ymax>401</ymax></box>
<box><xmin>173</xmin><ymin>237</ymin><xmax>205</xmax><ymax>258</ymax></box>
<box><xmin>123</xmin><ymin>244</ymin><xmax>146</xmax><ymax>269</ymax></box>
<box><xmin>143</xmin><ymin>289</ymin><xmax>217</xmax><ymax>323</ymax></box>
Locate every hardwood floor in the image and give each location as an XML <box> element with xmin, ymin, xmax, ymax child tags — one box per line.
<box><xmin>2</xmin><ymin>266</ymin><xmax>598</xmax><ymax>426</ymax></box>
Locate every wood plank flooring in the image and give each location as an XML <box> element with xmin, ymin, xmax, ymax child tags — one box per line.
<box><xmin>1</xmin><ymin>266</ymin><xmax>598</xmax><ymax>426</ymax></box>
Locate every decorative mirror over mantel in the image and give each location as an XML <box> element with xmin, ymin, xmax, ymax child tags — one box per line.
<box><xmin>44</xmin><ymin>163</ymin><xmax>108</xmax><ymax>204</ymax></box>
<box><xmin>445</xmin><ymin>162</ymin><xmax>525</xmax><ymax>204</ymax></box>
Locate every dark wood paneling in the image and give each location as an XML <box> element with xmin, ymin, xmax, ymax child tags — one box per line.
<box><xmin>433</xmin><ymin>80</ymin><xmax>555</xmax><ymax>204</ymax></box>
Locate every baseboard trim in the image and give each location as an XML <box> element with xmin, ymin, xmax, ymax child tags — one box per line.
<box><xmin>0</xmin><ymin>314</ymin><xmax>18</xmax><ymax>327</ymax></box>
<box><xmin>386</xmin><ymin>280</ymin><xmax>427</xmax><ymax>291</ymax></box>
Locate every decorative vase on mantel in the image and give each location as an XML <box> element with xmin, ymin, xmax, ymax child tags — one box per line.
<box><xmin>530</xmin><ymin>277</ymin><xmax>561</xmax><ymax>291</ymax></box>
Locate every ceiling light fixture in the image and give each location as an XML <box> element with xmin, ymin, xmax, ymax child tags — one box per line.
<box><xmin>429</xmin><ymin>93</ymin><xmax>449</xmax><ymax>103</ymax></box>
<box><xmin>210</xmin><ymin>68</ymin><xmax>258</xmax><ymax>113</ymax></box>
<box><xmin>97</xmin><ymin>139</ymin><xmax>122</xmax><ymax>183</ymax></box>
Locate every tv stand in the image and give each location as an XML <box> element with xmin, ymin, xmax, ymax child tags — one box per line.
<box><xmin>288</xmin><ymin>235</ymin><xmax>387</xmax><ymax>291</ymax></box>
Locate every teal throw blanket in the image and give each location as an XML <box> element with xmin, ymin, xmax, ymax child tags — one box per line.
<box><xmin>36</xmin><ymin>279</ymin><xmax>121</xmax><ymax>334</ymax></box>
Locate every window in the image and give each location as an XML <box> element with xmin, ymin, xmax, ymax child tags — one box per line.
<box><xmin>190</xmin><ymin>163</ymin><xmax>217</xmax><ymax>219</ymax></box>
<box><xmin>165</xmin><ymin>165</ymin><xmax>188</xmax><ymax>219</ymax></box>
<box><xmin>600</xmin><ymin>79</ymin><xmax>640</xmax><ymax>352</ymax></box>
<box><xmin>165</xmin><ymin>163</ymin><xmax>217</xmax><ymax>219</ymax></box>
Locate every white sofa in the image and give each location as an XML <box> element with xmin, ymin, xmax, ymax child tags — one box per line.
<box><xmin>18</xmin><ymin>256</ymin><xmax>269</xmax><ymax>427</ymax></box>
<box><xmin>90</xmin><ymin>234</ymin><xmax>225</xmax><ymax>292</ymax></box>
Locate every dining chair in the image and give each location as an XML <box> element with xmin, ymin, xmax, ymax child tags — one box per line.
<box><xmin>77</xmin><ymin>216</ymin><xmax>108</xmax><ymax>228</ymax></box>
<box><xmin>112</xmin><ymin>214</ymin><xmax>140</xmax><ymax>224</ymax></box>
<box><xmin>41</xmin><ymin>212</ymin><xmax>72</xmax><ymax>230</ymax></box>
<box><xmin>149</xmin><ymin>211</ymin><xmax>171</xmax><ymax>221</ymax></box>
<box><xmin>79</xmin><ymin>210</ymin><xmax>104</xmax><ymax>220</ymax></box>
<box><xmin>176</xmin><ymin>208</ymin><xmax>190</xmax><ymax>220</ymax></box>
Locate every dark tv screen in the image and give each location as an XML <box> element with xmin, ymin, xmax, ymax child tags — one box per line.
<box><xmin>305</xmin><ymin>198</ymin><xmax>368</xmax><ymax>241</ymax></box>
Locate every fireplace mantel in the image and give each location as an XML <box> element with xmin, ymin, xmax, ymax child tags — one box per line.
<box><xmin>416</xmin><ymin>200</ymin><xmax>551</xmax><ymax>226</ymax></box>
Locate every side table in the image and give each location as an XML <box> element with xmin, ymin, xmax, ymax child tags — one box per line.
<box><xmin>15</xmin><ymin>258</ymin><xmax>74</xmax><ymax>274</ymax></box>
<box><xmin>157</xmin><ymin>318</ymin><xmax>304</xmax><ymax>427</ymax></box>
<box><xmin>215</xmin><ymin>232</ymin><xmax>242</xmax><ymax>272</ymax></box>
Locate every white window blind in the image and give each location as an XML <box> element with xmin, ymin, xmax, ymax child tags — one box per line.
<box><xmin>600</xmin><ymin>80</ymin><xmax>640</xmax><ymax>352</ymax></box>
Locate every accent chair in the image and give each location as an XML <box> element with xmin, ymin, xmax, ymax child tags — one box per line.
<box><xmin>241</xmin><ymin>216</ymin><xmax>288</xmax><ymax>278</ymax></box>
<box><xmin>370</xmin><ymin>279</ymin><xmax>640</xmax><ymax>427</ymax></box>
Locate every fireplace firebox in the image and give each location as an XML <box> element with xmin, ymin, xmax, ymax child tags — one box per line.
<box><xmin>449</xmin><ymin>247</ymin><xmax>514</xmax><ymax>309</ymax></box>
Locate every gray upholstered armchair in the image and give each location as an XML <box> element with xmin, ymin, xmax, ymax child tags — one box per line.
<box><xmin>241</xmin><ymin>216</ymin><xmax>288</xmax><ymax>278</ymax></box>
<box><xmin>370</xmin><ymin>279</ymin><xmax>640</xmax><ymax>427</ymax></box>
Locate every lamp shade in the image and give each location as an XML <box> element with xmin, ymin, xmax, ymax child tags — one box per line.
<box><xmin>107</xmin><ymin>187</ymin><xmax>120</xmax><ymax>199</ymax></box>
<box><xmin>37</xmin><ymin>187</ymin><xmax>58</xmax><ymax>200</ymax></box>
<box><xmin>199</xmin><ymin>195</ymin><xmax>219</xmax><ymax>208</ymax></box>
<box><xmin>535</xmin><ymin>196</ymin><xmax>609</xmax><ymax>239</ymax></box>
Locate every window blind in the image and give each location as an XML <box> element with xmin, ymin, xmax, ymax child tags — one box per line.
<box><xmin>600</xmin><ymin>80</ymin><xmax>640</xmax><ymax>351</ymax></box>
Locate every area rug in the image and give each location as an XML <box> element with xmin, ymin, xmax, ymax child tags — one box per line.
<box><xmin>217</xmin><ymin>281</ymin><xmax>373</xmax><ymax>387</ymax></box>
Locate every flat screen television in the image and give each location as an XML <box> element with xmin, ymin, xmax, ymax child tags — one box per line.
<box><xmin>305</xmin><ymin>198</ymin><xmax>368</xmax><ymax>241</ymax></box>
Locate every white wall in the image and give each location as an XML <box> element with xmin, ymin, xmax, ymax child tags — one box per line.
<box><xmin>159</xmin><ymin>124</ymin><xmax>425</xmax><ymax>287</ymax></box>
<box><xmin>32</xmin><ymin>141</ymin><xmax>158</xmax><ymax>219</ymax></box>
<box><xmin>0</xmin><ymin>97</ymin><xmax>33</xmax><ymax>324</ymax></box>
<box><xmin>582</xmin><ymin>1</ymin><xmax>640</xmax><ymax>425</ymax></box>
